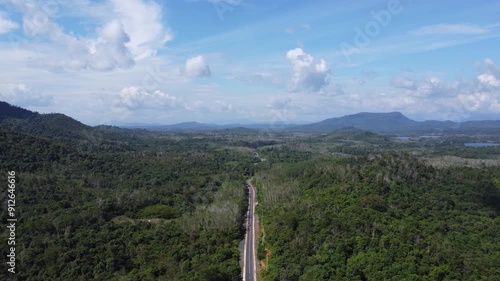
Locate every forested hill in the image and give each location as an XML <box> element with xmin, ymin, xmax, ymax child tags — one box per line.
<box><xmin>0</xmin><ymin>101</ymin><xmax>93</xmax><ymax>140</ymax></box>
<box><xmin>0</xmin><ymin>101</ymin><xmax>38</xmax><ymax>121</ymax></box>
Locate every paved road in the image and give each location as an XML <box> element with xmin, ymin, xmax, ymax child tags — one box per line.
<box><xmin>243</xmin><ymin>180</ymin><xmax>257</xmax><ymax>281</ymax></box>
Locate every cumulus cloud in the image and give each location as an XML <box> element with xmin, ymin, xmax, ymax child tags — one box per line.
<box><xmin>457</xmin><ymin>58</ymin><xmax>500</xmax><ymax>112</ymax></box>
<box><xmin>286</xmin><ymin>48</ymin><xmax>330</xmax><ymax>92</ymax></box>
<box><xmin>4</xmin><ymin>0</ymin><xmax>172</xmax><ymax>72</ymax></box>
<box><xmin>477</xmin><ymin>74</ymin><xmax>500</xmax><ymax>87</ymax></box>
<box><xmin>0</xmin><ymin>83</ymin><xmax>52</xmax><ymax>106</ymax></box>
<box><xmin>116</xmin><ymin>86</ymin><xmax>180</xmax><ymax>110</ymax></box>
<box><xmin>185</xmin><ymin>55</ymin><xmax>211</xmax><ymax>78</ymax></box>
<box><xmin>388</xmin><ymin>58</ymin><xmax>500</xmax><ymax>117</ymax></box>
<box><xmin>415</xmin><ymin>76</ymin><xmax>449</xmax><ymax>97</ymax></box>
<box><xmin>88</xmin><ymin>20</ymin><xmax>135</xmax><ymax>71</ymax></box>
<box><xmin>0</xmin><ymin>11</ymin><xmax>18</xmax><ymax>34</ymax></box>
<box><xmin>110</xmin><ymin>0</ymin><xmax>173</xmax><ymax>60</ymax></box>
<box><xmin>392</xmin><ymin>76</ymin><xmax>452</xmax><ymax>98</ymax></box>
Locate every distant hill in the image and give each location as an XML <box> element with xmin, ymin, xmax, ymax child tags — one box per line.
<box><xmin>0</xmin><ymin>101</ymin><xmax>92</xmax><ymax>139</ymax></box>
<box><xmin>290</xmin><ymin>112</ymin><xmax>500</xmax><ymax>134</ymax></box>
<box><xmin>125</xmin><ymin>121</ymin><xmax>297</xmax><ymax>132</ymax></box>
<box><xmin>292</xmin><ymin>112</ymin><xmax>419</xmax><ymax>133</ymax></box>
<box><xmin>0</xmin><ymin>101</ymin><xmax>38</xmax><ymax>121</ymax></box>
<box><xmin>125</xmin><ymin>121</ymin><xmax>218</xmax><ymax>132</ymax></box>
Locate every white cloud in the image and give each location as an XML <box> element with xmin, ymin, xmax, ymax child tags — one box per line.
<box><xmin>116</xmin><ymin>86</ymin><xmax>181</xmax><ymax>110</ymax></box>
<box><xmin>185</xmin><ymin>55</ymin><xmax>211</xmax><ymax>78</ymax></box>
<box><xmin>0</xmin><ymin>11</ymin><xmax>18</xmax><ymax>34</ymax></box>
<box><xmin>415</xmin><ymin>76</ymin><xmax>448</xmax><ymax>97</ymax></box>
<box><xmin>286</xmin><ymin>48</ymin><xmax>330</xmax><ymax>92</ymax></box>
<box><xmin>386</xmin><ymin>59</ymin><xmax>500</xmax><ymax>117</ymax></box>
<box><xmin>392</xmin><ymin>75</ymin><xmax>452</xmax><ymax>98</ymax></box>
<box><xmin>214</xmin><ymin>100</ymin><xmax>233</xmax><ymax>112</ymax></box>
<box><xmin>411</xmin><ymin>23</ymin><xmax>490</xmax><ymax>36</ymax></box>
<box><xmin>88</xmin><ymin>20</ymin><xmax>135</xmax><ymax>71</ymax></box>
<box><xmin>477</xmin><ymin>73</ymin><xmax>500</xmax><ymax>87</ymax></box>
<box><xmin>3</xmin><ymin>0</ymin><xmax>171</xmax><ymax>72</ymax></box>
<box><xmin>0</xmin><ymin>83</ymin><xmax>52</xmax><ymax>107</ymax></box>
<box><xmin>110</xmin><ymin>0</ymin><xmax>173</xmax><ymax>60</ymax></box>
<box><xmin>458</xmin><ymin>92</ymin><xmax>491</xmax><ymax>112</ymax></box>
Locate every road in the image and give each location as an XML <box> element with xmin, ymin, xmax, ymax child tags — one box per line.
<box><xmin>243</xmin><ymin>179</ymin><xmax>257</xmax><ymax>281</ymax></box>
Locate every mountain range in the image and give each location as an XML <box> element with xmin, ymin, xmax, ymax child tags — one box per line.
<box><xmin>1</xmin><ymin>101</ymin><xmax>500</xmax><ymax>135</ymax></box>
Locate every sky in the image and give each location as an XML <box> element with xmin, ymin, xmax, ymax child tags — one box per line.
<box><xmin>0</xmin><ymin>0</ymin><xmax>499</xmax><ymax>125</ymax></box>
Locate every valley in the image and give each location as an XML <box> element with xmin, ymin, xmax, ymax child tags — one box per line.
<box><xmin>0</xmin><ymin>102</ymin><xmax>499</xmax><ymax>280</ymax></box>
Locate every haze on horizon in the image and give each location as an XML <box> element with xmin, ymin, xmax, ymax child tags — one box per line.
<box><xmin>0</xmin><ymin>0</ymin><xmax>499</xmax><ymax>126</ymax></box>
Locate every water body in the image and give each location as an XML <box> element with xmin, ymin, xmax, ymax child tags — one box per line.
<box><xmin>464</xmin><ymin>142</ymin><xmax>500</xmax><ymax>147</ymax></box>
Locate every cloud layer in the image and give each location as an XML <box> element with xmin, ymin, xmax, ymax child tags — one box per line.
<box><xmin>116</xmin><ymin>86</ymin><xmax>180</xmax><ymax>110</ymax></box>
<box><xmin>4</xmin><ymin>0</ymin><xmax>172</xmax><ymax>72</ymax></box>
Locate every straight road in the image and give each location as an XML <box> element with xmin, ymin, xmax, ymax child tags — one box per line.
<box><xmin>243</xmin><ymin>180</ymin><xmax>257</xmax><ymax>281</ymax></box>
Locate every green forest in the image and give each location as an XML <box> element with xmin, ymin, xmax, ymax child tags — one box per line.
<box><xmin>1</xmin><ymin>125</ymin><xmax>255</xmax><ymax>280</ymax></box>
<box><xmin>254</xmin><ymin>154</ymin><xmax>500</xmax><ymax>280</ymax></box>
<box><xmin>1</xmin><ymin>102</ymin><xmax>500</xmax><ymax>280</ymax></box>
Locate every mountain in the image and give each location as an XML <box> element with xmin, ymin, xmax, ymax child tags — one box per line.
<box><xmin>291</xmin><ymin>112</ymin><xmax>420</xmax><ymax>133</ymax></box>
<box><xmin>290</xmin><ymin>112</ymin><xmax>500</xmax><ymax>134</ymax></box>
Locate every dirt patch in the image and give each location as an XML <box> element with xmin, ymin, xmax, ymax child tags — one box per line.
<box><xmin>259</xmin><ymin>260</ymin><xmax>266</xmax><ymax>270</ymax></box>
<box><xmin>260</xmin><ymin>248</ymin><xmax>271</xmax><ymax>272</ymax></box>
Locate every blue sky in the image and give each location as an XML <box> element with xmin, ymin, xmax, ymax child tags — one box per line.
<box><xmin>0</xmin><ymin>0</ymin><xmax>499</xmax><ymax>125</ymax></box>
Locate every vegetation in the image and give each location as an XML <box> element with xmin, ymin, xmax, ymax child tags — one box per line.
<box><xmin>254</xmin><ymin>154</ymin><xmax>500</xmax><ymax>280</ymax></box>
<box><xmin>0</xmin><ymin>125</ymin><xmax>255</xmax><ymax>280</ymax></box>
<box><xmin>0</xmin><ymin>101</ymin><xmax>499</xmax><ymax>280</ymax></box>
